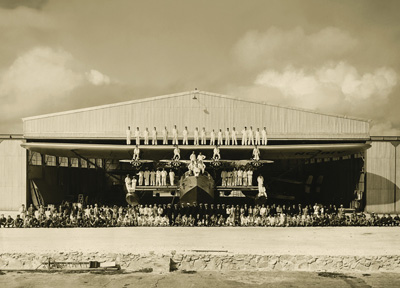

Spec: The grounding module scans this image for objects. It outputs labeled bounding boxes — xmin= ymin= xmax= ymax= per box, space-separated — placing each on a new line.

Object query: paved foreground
xmin=1 ymin=227 xmax=399 ymax=256
xmin=1 ymin=271 xmax=400 ymax=288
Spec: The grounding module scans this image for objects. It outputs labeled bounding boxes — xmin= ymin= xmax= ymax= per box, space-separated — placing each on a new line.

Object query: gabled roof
xmin=22 ymin=90 xmax=370 ymax=122
xmin=22 ymin=90 xmax=370 ymax=140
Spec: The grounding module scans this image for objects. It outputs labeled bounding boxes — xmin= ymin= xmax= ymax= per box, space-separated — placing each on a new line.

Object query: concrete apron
xmin=1 ymin=252 xmax=400 ymax=273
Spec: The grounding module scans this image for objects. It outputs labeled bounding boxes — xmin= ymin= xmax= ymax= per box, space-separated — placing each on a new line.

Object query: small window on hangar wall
xmin=59 ymin=157 xmax=68 ymax=167
xmin=89 ymin=159 xmax=96 ymax=169
xmin=44 ymin=155 xmax=56 ymax=166
xmin=70 ymin=158 xmax=79 ymax=168
xmin=29 ymin=151 xmax=42 ymax=166
xmin=81 ymin=158 xmax=88 ymax=168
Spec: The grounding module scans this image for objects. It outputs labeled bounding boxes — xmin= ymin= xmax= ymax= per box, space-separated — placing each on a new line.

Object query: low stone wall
xmin=1 ymin=252 xmax=400 ymax=273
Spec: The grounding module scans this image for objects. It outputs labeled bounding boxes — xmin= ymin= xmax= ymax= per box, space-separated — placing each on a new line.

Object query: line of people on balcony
xmin=126 ymin=126 xmax=268 ymax=146
xmin=220 ymin=169 xmax=255 ymax=186
xmin=125 ymin=169 xmax=176 ymax=191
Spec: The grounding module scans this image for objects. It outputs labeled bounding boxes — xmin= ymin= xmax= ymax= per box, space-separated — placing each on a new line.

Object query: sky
xmin=0 ymin=0 xmax=399 ymax=135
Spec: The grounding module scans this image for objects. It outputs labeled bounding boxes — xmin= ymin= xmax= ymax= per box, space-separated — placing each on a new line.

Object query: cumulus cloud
xmin=255 ymin=62 xmax=397 ymax=108
xmin=0 ymin=46 xmax=112 ymax=127
xmin=0 ymin=47 xmax=84 ymax=115
xmin=233 ymin=26 xmax=358 ymax=70
xmin=370 ymin=121 xmax=400 ymax=136
xmin=86 ymin=69 xmax=111 ymax=86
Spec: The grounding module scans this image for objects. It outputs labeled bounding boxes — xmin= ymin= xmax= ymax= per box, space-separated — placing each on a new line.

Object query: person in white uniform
xmin=144 ymin=128 xmax=149 ymax=145
xmin=182 ymin=126 xmax=189 ymax=145
xmin=227 ymin=170 xmax=233 ymax=186
xmin=173 ymin=145 xmax=180 ymax=161
xmin=169 ymin=170 xmax=175 ymax=186
xmin=221 ymin=170 xmax=227 ymax=186
xmin=257 ymin=175 xmax=264 ymax=192
xmin=241 ymin=127 xmax=247 ymax=145
xmin=233 ymin=169 xmax=238 ymax=186
xmin=194 ymin=127 xmax=199 ymax=145
xmin=255 ymin=128 xmax=261 ymax=146
xmin=144 ymin=169 xmax=150 ymax=186
xmin=217 ymin=129 xmax=223 ymax=145
xmin=134 ymin=127 xmax=140 ymax=145
xmin=210 ymin=129 xmax=216 ymax=146
xmin=200 ymin=127 xmax=206 ymax=145
xmin=261 ymin=127 xmax=268 ymax=145
xmin=224 ymin=128 xmax=230 ymax=145
xmin=190 ymin=151 xmax=196 ymax=163
xmin=131 ymin=176 xmax=137 ymax=191
xmin=172 ymin=125 xmax=178 ymax=145
xmin=197 ymin=152 xmax=206 ymax=174
xmin=156 ymin=169 xmax=161 ymax=186
xmin=252 ymin=145 xmax=260 ymax=161
xmin=161 ymin=168 xmax=168 ymax=186
xmin=126 ymin=126 xmax=131 ymax=145
xmin=243 ymin=170 xmax=248 ymax=186
xmin=125 ymin=174 xmax=132 ymax=188
xmin=162 ymin=126 xmax=168 ymax=145
xmin=150 ymin=170 xmax=156 ymax=186
xmin=231 ymin=127 xmax=238 ymax=145
xmin=133 ymin=145 xmax=140 ymax=160
xmin=247 ymin=126 xmax=254 ymax=145
xmin=213 ymin=145 xmax=221 ymax=160
xmin=237 ymin=169 xmax=243 ymax=186
xmin=247 ymin=169 xmax=253 ymax=186
xmin=137 ymin=170 xmax=144 ymax=186
xmin=152 ymin=127 xmax=157 ymax=145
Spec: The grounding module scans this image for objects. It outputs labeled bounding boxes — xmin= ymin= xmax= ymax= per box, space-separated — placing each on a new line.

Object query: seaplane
xmin=120 ymin=146 xmax=274 ymax=206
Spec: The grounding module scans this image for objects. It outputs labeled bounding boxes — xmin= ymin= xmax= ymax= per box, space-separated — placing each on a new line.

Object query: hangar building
xmin=0 ymin=90 xmax=399 ymax=213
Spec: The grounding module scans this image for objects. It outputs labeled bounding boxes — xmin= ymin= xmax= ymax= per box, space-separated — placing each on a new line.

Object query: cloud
xmin=370 ymin=121 xmax=400 ymax=136
xmin=0 ymin=5 xmax=53 ymax=29
xmin=86 ymin=69 xmax=111 ymax=86
xmin=233 ymin=26 xmax=358 ymax=70
xmin=0 ymin=47 xmax=84 ymax=115
xmin=0 ymin=46 xmax=113 ymax=127
xmin=255 ymin=62 xmax=397 ymax=107
xmin=0 ymin=0 xmax=48 ymax=10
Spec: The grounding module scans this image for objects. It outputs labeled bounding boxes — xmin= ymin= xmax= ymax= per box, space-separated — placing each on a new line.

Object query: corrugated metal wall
xmin=0 ymin=139 xmax=26 ymax=210
xmin=366 ymin=141 xmax=400 ymax=213
xmin=23 ymin=91 xmax=369 ymax=139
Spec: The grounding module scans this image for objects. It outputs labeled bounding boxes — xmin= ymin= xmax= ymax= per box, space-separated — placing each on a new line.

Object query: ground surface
xmin=1 ymin=227 xmax=400 ymax=256
xmin=1 ymin=271 xmax=400 ymax=288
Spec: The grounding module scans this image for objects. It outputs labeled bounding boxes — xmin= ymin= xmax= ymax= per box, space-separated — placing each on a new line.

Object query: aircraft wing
xmin=21 ymin=142 xmax=370 ymax=161
xmin=216 ymin=159 xmax=274 ymax=165
xmin=159 ymin=159 xmax=191 ymax=164
xmin=119 ymin=159 xmax=155 ymax=163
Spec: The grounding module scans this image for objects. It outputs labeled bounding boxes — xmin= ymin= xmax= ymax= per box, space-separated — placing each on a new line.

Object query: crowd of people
xmin=126 ymin=125 xmax=268 ymax=146
xmin=1 ymin=202 xmax=399 ymax=228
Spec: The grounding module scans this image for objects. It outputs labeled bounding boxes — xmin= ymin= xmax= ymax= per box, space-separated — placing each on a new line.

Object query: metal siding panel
xmin=366 ymin=142 xmax=396 ymax=213
xmin=0 ymin=140 xmax=26 ymax=210
xmin=396 ymin=144 xmax=400 ymax=213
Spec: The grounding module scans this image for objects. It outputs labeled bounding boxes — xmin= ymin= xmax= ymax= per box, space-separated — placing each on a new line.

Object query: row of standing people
xmin=220 ymin=169 xmax=256 ymax=186
xmin=125 ymin=169 xmax=176 ymax=189
xmin=126 ymin=126 xmax=268 ymax=146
